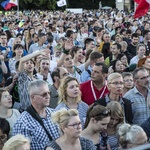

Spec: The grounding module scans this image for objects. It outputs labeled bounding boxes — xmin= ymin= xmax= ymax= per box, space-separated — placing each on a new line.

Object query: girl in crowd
xmin=118 ymin=123 xmax=148 ymax=149
xmin=25 ymin=27 xmax=35 ymax=51
xmin=81 ymin=104 xmax=111 ymax=150
xmin=137 ymin=56 xmax=150 ymax=74
xmin=2 ymin=134 xmax=30 ymax=150
xmin=9 ymin=44 xmax=24 ymax=76
xmin=106 ymin=101 xmax=124 ymax=150
xmin=0 ymin=118 xmax=10 ymax=150
xmin=130 ymin=43 xmax=146 ymax=65
xmin=0 ymin=88 xmax=20 ymax=136
xmin=96 ymin=73 xmax=133 ymax=124
xmin=17 ymin=49 xmax=49 ymax=112
xmin=77 ymin=25 xmax=88 ymax=48
xmin=36 ymin=57 xmax=53 ymax=85
xmin=116 ymin=53 xmax=129 ymax=69
xmin=55 ymin=76 xmax=89 ymax=128
xmin=111 ymin=59 xmax=124 ymax=74
xmin=70 ymin=46 xmax=85 ymax=66
xmin=122 ymin=72 xmax=134 ymax=96
xmin=45 ymin=109 xmax=96 ymax=150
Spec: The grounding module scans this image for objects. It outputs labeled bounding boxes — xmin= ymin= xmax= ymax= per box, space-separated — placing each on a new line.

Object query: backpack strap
xmin=26 ymin=105 xmax=53 ymax=141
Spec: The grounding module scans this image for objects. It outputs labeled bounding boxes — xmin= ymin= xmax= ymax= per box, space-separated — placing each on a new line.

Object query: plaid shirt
xmin=12 ymin=107 xmax=60 ymax=150
xmin=123 ymin=87 xmax=150 ymax=125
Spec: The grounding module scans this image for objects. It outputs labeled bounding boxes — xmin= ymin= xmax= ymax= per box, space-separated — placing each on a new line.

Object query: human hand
xmin=0 ymin=55 xmax=4 ymax=61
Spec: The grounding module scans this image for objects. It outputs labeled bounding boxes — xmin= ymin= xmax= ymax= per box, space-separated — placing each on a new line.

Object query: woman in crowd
xmin=25 ymin=27 xmax=35 ymax=51
xmin=0 ymin=88 xmax=20 ymax=136
xmin=106 ymin=101 xmax=124 ymax=150
xmin=17 ymin=49 xmax=48 ymax=112
xmin=0 ymin=118 xmax=10 ymax=150
xmin=70 ymin=46 xmax=85 ymax=66
xmin=55 ymin=76 xmax=89 ymax=128
xmin=111 ymin=59 xmax=124 ymax=74
xmin=45 ymin=109 xmax=96 ymax=150
xmin=130 ymin=43 xmax=146 ymax=65
xmin=116 ymin=53 xmax=129 ymax=69
xmin=137 ymin=56 xmax=150 ymax=74
xmin=36 ymin=57 xmax=53 ymax=85
xmin=122 ymin=72 xmax=134 ymax=96
xmin=2 ymin=134 xmax=30 ymax=150
xmin=77 ymin=25 xmax=88 ymax=48
xmin=118 ymin=123 xmax=148 ymax=149
xmin=81 ymin=104 xmax=111 ymax=150
xmin=9 ymin=44 xmax=24 ymax=76
xmin=96 ymin=73 xmax=133 ymax=124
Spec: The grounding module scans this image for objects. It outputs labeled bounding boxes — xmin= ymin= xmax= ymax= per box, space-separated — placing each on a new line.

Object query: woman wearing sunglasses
xmin=55 ymin=76 xmax=89 ymax=128
xmin=81 ymin=104 xmax=111 ymax=150
xmin=45 ymin=109 xmax=96 ymax=150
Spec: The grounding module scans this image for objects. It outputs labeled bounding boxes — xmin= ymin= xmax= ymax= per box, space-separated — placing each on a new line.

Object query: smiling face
xmin=39 ymin=59 xmax=50 ymax=73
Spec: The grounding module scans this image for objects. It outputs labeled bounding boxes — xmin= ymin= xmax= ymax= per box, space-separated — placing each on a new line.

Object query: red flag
xmin=134 ymin=0 xmax=150 ymax=19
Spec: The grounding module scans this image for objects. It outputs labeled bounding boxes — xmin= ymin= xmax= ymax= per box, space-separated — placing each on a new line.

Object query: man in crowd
xmin=13 ymin=80 xmax=60 ymax=150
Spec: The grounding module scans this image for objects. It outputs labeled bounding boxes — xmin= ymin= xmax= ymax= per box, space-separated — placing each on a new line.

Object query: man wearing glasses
xmin=123 ymin=67 xmax=150 ymax=125
xmin=12 ymin=80 xmax=60 ymax=150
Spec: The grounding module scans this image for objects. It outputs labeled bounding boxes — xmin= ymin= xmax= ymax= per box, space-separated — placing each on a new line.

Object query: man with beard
xmin=123 ymin=67 xmax=150 ymax=125
xmin=127 ymin=33 xmax=139 ymax=58
xmin=80 ymin=62 xmax=109 ymax=105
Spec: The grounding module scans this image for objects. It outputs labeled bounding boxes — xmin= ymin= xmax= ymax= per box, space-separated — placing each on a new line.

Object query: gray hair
xmin=28 ymin=80 xmax=48 ymax=95
xmin=118 ymin=123 xmax=146 ymax=148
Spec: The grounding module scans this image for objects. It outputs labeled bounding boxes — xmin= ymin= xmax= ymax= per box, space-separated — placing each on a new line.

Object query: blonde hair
xmin=107 ymin=72 xmax=123 ymax=84
xmin=58 ymin=76 xmax=81 ymax=104
xmin=52 ymin=109 xmax=78 ymax=128
xmin=107 ymin=101 xmax=124 ymax=124
xmin=2 ymin=134 xmax=30 ymax=150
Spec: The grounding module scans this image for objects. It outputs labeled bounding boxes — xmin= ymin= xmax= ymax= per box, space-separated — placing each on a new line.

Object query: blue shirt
xmin=80 ymin=66 xmax=92 ymax=83
xmin=123 ymin=86 xmax=150 ymax=125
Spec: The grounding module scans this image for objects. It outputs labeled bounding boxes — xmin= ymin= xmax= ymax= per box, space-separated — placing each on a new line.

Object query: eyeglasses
xmin=68 ymin=122 xmax=81 ymax=129
xmin=34 ymin=92 xmax=51 ymax=98
xmin=124 ymin=79 xmax=134 ymax=82
xmin=2 ymin=95 xmax=12 ymax=99
xmin=109 ymin=82 xmax=124 ymax=85
xmin=136 ymin=75 xmax=150 ymax=80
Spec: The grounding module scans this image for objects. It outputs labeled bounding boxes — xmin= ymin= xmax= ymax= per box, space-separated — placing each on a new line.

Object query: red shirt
xmin=80 ymin=80 xmax=109 ymax=105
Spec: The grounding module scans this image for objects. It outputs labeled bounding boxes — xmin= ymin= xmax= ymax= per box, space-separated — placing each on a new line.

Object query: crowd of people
xmin=0 ymin=8 xmax=150 ymax=149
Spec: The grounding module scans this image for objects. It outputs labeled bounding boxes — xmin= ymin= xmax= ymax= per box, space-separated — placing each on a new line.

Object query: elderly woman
xmin=2 ymin=134 xmax=30 ymax=150
xmin=96 ymin=72 xmax=133 ymax=124
xmin=45 ymin=109 xmax=96 ymax=150
xmin=118 ymin=123 xmax=148 ymax=149
xmin=55 ymin=76 xmax=89 ymax=128
xmin=81 ymin=104 xmax=111 ymax=150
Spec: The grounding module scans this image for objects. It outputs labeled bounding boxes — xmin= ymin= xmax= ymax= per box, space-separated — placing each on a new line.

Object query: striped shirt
xmin=55 ymin=101 xmax=89 ymax=128
xmin=123 ymin=86 xmax=150 ymax=125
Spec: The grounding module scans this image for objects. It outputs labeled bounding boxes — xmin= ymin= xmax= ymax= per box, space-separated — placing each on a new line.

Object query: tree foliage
xmin=0 ymin=0 xmax=115 ymax=10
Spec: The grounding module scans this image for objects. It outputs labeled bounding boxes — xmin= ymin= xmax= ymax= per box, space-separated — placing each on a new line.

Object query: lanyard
xmin=90 ymin=81 xmax=106 ymax=101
